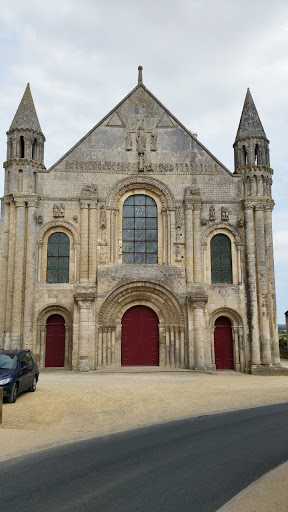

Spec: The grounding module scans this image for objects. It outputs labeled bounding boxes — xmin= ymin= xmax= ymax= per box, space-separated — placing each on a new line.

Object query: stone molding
xmin=106 ymin=176 xmax=175 ymax=209
xmin=37 ymin=220 xmax=80 ymax=244
xmin=201 ymin=223 xmax=243 ymax=247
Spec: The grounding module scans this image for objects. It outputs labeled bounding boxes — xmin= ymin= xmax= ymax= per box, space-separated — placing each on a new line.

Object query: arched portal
xmin=45 ymin=314 xmax=65 ymax=367
xmin=121 ymin=306 xmax=159 ymax=366
xmin=214 ymin=316 xmax=234 ymax=370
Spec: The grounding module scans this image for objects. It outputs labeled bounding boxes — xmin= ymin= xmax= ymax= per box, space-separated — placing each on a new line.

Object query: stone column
xmin=244 ymin=202 xmax=260 ymax=365
xmin=5 ymin=200 xmax=16 ymax=348
xmin=0 ymin=200 xmax=10 ymax=339
xmin=97 ymin=327 xmax=103 ymax=367
xmin=165 ymin=327 xmax=170 ymax=366
xmin=193 ymin=203 xmax=202 ymax=283
xmin=11 ymin=197 xmax=26 ymax=349
xmin=255 ymin=203 xmax=271 ymax=365
xmin=80 ymin=200 xmax=89 ymax=284
xmin=210 ymin=327 xmax=216 ymax=371
xmin=265 ymin=201 xmax=280 ymax=365
xmin=75 ymin=295 xmax=95 ymax=371
xmin=162 ymin=208 xmax=167 ymax=264
xmin=89 ymin=201 xmax=97 ymax=285
xmin=23 ymin=197 xmax=38 ymax=350
xmin=184 ymin=202 xmax=193 ymax=283
xmin=191 ymin=298 xmax=207 ymax=370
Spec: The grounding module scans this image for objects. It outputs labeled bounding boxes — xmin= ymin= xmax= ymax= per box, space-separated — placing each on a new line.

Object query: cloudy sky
xmin=0 ymin=0 xmax=287 ymax=321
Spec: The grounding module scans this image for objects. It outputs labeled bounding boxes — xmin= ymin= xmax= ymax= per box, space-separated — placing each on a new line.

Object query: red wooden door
xmin=214 ymin=316 xmax=234 ymax=370
xmin=121 ymin=306 xmax=159 ymax=366
xmin=45 ymin=314 xmax=65 ymax=367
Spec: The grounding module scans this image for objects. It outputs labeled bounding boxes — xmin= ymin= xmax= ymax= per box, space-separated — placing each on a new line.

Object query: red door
xmin=121 ymin=306 xmax=159 ymax=366
xmin=45 ymin=314 xmax=65 ymax=367
xmin=214 ymin=316 xmax=234 ymax=370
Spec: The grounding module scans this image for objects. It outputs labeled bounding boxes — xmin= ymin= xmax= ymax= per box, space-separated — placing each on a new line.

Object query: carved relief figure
xmin=136 ymin=121 xmax=146 ymax=152
xmin=150 ymin=130 xmax=157 ymax=151
xmin=100 ymin=205 xmax=107 ymax=242
xmin=176 ymin=245 xmax=181 ymax=261
xmin=126 ymin=132 xmax=132 ymax=151
xmin=82 ymin=184 xmax=98 ymax=197
xmin=209 ymin=205 xmax=216 ymax=221
xmin=53 ymin=203 xmax=65 ymax=218
xmin=221 ymin=206 xmax=229 ymax=221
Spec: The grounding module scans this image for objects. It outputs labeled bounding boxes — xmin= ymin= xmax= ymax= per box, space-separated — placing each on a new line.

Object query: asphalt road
xmin=1 ymin=402 xmax=288 ymax=512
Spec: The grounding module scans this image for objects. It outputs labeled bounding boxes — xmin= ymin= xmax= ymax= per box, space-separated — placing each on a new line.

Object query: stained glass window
xmin=47 ymin=232 xmax=69 ymax=283
xmin=122 ymin=195 xmax=158 ymax=263
xmin=211 ymin=234 xmax=232 ymax=283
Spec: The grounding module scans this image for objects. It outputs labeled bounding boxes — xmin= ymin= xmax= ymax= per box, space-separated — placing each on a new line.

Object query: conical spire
xmin=235 ymin=88 xmax=266 ymax=141
xmin=9 ymin=83 xmax=42 ymax=132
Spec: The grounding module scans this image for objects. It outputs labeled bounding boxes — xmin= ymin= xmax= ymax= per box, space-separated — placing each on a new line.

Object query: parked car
xmin=0 ymin=350 xmax=39 ymax=403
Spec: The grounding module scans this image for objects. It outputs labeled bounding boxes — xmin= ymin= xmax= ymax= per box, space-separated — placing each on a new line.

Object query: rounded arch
xmin=201 ymin=223 xmax=243 ymax=248
xmin=37 ymin=305 xmax=73 ymax=369
xmin=209 ymin=307 xmax=243 ymax=330
xmin=203 ymin=226 xmax=243 ymax=285
xmin=99 ymin=280 xmax=184 ymax=327
xmin=38 ymin=220 xmax=80 ymax=245
xmin=106 ymin=176 xmax=175 ymax=209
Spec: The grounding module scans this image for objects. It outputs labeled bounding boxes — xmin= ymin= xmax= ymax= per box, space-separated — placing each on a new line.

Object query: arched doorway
xmin=214 ymin=316 xmax=234 ymax=370
xmin=45 ymin=314 xmax=65 ymax=367
xmin=121 ymin=306 xmax=159 ymax=366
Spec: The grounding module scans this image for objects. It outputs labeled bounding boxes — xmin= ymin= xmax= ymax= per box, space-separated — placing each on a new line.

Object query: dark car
xmin=0 ymin=350 xmax=39 ymax=403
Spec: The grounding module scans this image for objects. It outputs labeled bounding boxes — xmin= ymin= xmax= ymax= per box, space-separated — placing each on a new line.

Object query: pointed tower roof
xmin=9 ymin=83 xmax=42 ymax=132
xmin=235 ymin=88 xmax=266 ymax=141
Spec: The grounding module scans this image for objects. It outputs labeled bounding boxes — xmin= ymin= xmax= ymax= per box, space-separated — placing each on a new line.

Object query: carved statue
xmin=53 ymin=203 xmax=65 ymax=218
xmin=100 ymin=205 xmax=107 ymax=229
xmin=150 ymin=130 xmax=157 ymax=151
xmin=209 ymin=205 xmax=216 ymax=221
xmin=221 ymin=206 xmax=229 ymax=221
xmin=136 ymin=121 xmax=146 ymax=152
xmin=126 ymin=132 xmax=132 ymax=151
xmin=175 ymin=207 xmax=182 ymax=228
xmin=176 ymin=245 xmax=181 ymax=262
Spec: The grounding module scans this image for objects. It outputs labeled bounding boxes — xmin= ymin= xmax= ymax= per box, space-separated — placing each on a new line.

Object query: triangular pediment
xmin=49 ymin=83 xmax=232 ymax=176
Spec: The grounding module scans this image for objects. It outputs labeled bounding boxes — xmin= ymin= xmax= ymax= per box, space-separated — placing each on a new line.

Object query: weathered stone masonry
xmin=0 ymin=70 xmax=286 ymax=375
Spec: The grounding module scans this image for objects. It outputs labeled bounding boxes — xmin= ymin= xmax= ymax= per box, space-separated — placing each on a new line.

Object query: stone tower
xmin=234 ymin=89 xmax=279 ymax=372
xmin=1 ymin=84 xmax=45 ymax=350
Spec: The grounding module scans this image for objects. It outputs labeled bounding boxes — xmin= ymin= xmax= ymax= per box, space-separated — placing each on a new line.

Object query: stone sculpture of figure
xmin=221 ymin=206 xmax=229 ymax=221
xmin=209 ymin=205 xmax=216 ymax=221
xmin=126 ymin=132 xmax=132 ymax=151
xmin=150 ymin=130 xmax=157 ymax=151
xmin=136 ymin=121 xmax=146 ymax=152
xmin=100 ymin=205 xmax=107 ymax=229
xmin=82 ymin=184 xmax=97 ymax=197
xmin=176 ymin=245 xmax=181 ymax=261
xmin=53 ymin=203 xmax=65 ymax=218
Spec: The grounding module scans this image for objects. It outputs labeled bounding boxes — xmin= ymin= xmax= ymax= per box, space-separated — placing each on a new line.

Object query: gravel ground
xmin=1 ymin=365 xmax=288 ymax=510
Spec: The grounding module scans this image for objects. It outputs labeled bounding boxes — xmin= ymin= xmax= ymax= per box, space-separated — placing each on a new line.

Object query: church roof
xmin=235 ymin=88 xmax=266 ymax=141
xmin=9 ymin=83 xmax=42 ymax=132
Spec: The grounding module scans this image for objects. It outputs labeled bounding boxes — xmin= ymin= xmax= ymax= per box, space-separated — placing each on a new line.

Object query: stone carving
xmin=138 ymin=152 xmax=145 ymax=172
xmin=73 ymin=215 xmax=78 ymax=222
xmin=221 ymin=207 xmax=229 ymax=221
xmin=53 ymin=203 xmax=65 ymax=218
xmin=176 ymin=245 xmax=181 ymax=262
xmin=37 ymin=214 xmax=43 ymax=224
xmin=209 ymin=205 xmax=216 ymax=221
xmin=81 ymin=184 xmax=98 ymax=197
xmin=201 ymin=219 xmax=208 ymax=226
xmin=126 ymin=132 xmax=132 ymax=151
xmin=175 ymin=207 xmax=183 ymax=228
xmin=136 ymin=120 xmax=146 ymax=153
xmin=238 ymin=219 xmax=244 ymax=227
xmin=100 ymin=205 xmax=107 ymax=229
xmin=185 ymin=186 xmax=201 ymax=198
xmin=150 ymin=131 xmax=157 ymax=151
xmin=100 ymin=244 xmax=107 ymax=264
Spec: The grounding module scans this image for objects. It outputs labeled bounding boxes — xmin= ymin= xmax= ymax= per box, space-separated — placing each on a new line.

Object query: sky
xmin=0 ymin=0 xmax=287 ymax=322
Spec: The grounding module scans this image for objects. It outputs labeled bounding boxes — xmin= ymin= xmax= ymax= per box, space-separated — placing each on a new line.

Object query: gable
xmin=49 ymin=85 xmax=231 ymax=177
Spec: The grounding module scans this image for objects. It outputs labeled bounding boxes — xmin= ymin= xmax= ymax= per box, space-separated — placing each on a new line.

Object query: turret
xmin=4 ymin=83 xmax=45 ymax=195
xmin=233 ymin=89 xmax=272 ymax=198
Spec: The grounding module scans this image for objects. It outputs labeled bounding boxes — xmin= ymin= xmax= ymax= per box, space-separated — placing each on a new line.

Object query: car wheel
xmin=7 ymin=383 xmax=18 ymax=403
xmin=29 ymin=377 xmax=37 ymax=392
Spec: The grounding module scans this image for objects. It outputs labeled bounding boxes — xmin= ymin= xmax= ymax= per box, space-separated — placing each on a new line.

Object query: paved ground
xmin=1 ymin=362 xmax=288 ymax=509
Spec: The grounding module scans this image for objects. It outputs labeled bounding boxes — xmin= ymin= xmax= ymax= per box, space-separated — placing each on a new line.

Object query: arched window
xmin=211 ymin=234 xmax=232 ymax=283
xmin=47 ymin=232 xmax=70 ymax=283
xmin=20 ymin=136 xmax=25 ymax=158
xmin=122 ymin=194 xmax=158 ymax=263
xmin=32 ymin=138 xmax=37 ymax=160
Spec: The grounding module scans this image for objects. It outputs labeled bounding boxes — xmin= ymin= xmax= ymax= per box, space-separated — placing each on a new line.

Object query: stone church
xmin=0 ymin=66 xmax=284 ymax=374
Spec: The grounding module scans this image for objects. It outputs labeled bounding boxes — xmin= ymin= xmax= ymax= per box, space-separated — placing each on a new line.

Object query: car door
xmin=23 ymin=352 xmax=35 ymax=390
xmin=18 ymin=353 xmax=30 ymax=392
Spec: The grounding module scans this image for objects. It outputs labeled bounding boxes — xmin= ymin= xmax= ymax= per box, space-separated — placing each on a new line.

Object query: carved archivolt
xmin=106 ymin=176 xmax=175 ymax=209
xmin=37 ymin=304 xmax=73 ymax=328
xmin=38 ymin=220 xmax=80 ymax=245
xmin=201 ymin=222 xmax=243 ymax=247
xmin=98 ymin=281 xmax=184 ymax=326
xmin=209 ymin=307 xmax=243 ymax=330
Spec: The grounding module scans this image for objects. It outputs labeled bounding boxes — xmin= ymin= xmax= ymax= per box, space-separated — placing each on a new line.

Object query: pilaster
xmin=11 ymin=196 xmax=26 ymax=348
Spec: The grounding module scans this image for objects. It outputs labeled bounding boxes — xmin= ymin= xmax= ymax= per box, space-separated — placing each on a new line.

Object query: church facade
xmin=0 ymin=67 xmax=284 ymax=374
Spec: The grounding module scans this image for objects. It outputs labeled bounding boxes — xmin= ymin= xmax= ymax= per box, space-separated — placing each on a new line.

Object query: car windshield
xmin=0 ymin=354 xmax=18 ymax=369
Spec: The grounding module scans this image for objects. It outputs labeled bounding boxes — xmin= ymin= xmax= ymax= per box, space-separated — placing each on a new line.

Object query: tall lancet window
xmin=47 ymin=232 xmax=70 ymax=283
xmin=211 ymin=234 xmax=232 ymax=283
xmin=122 ymin=194 xmax=158 ymax=263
